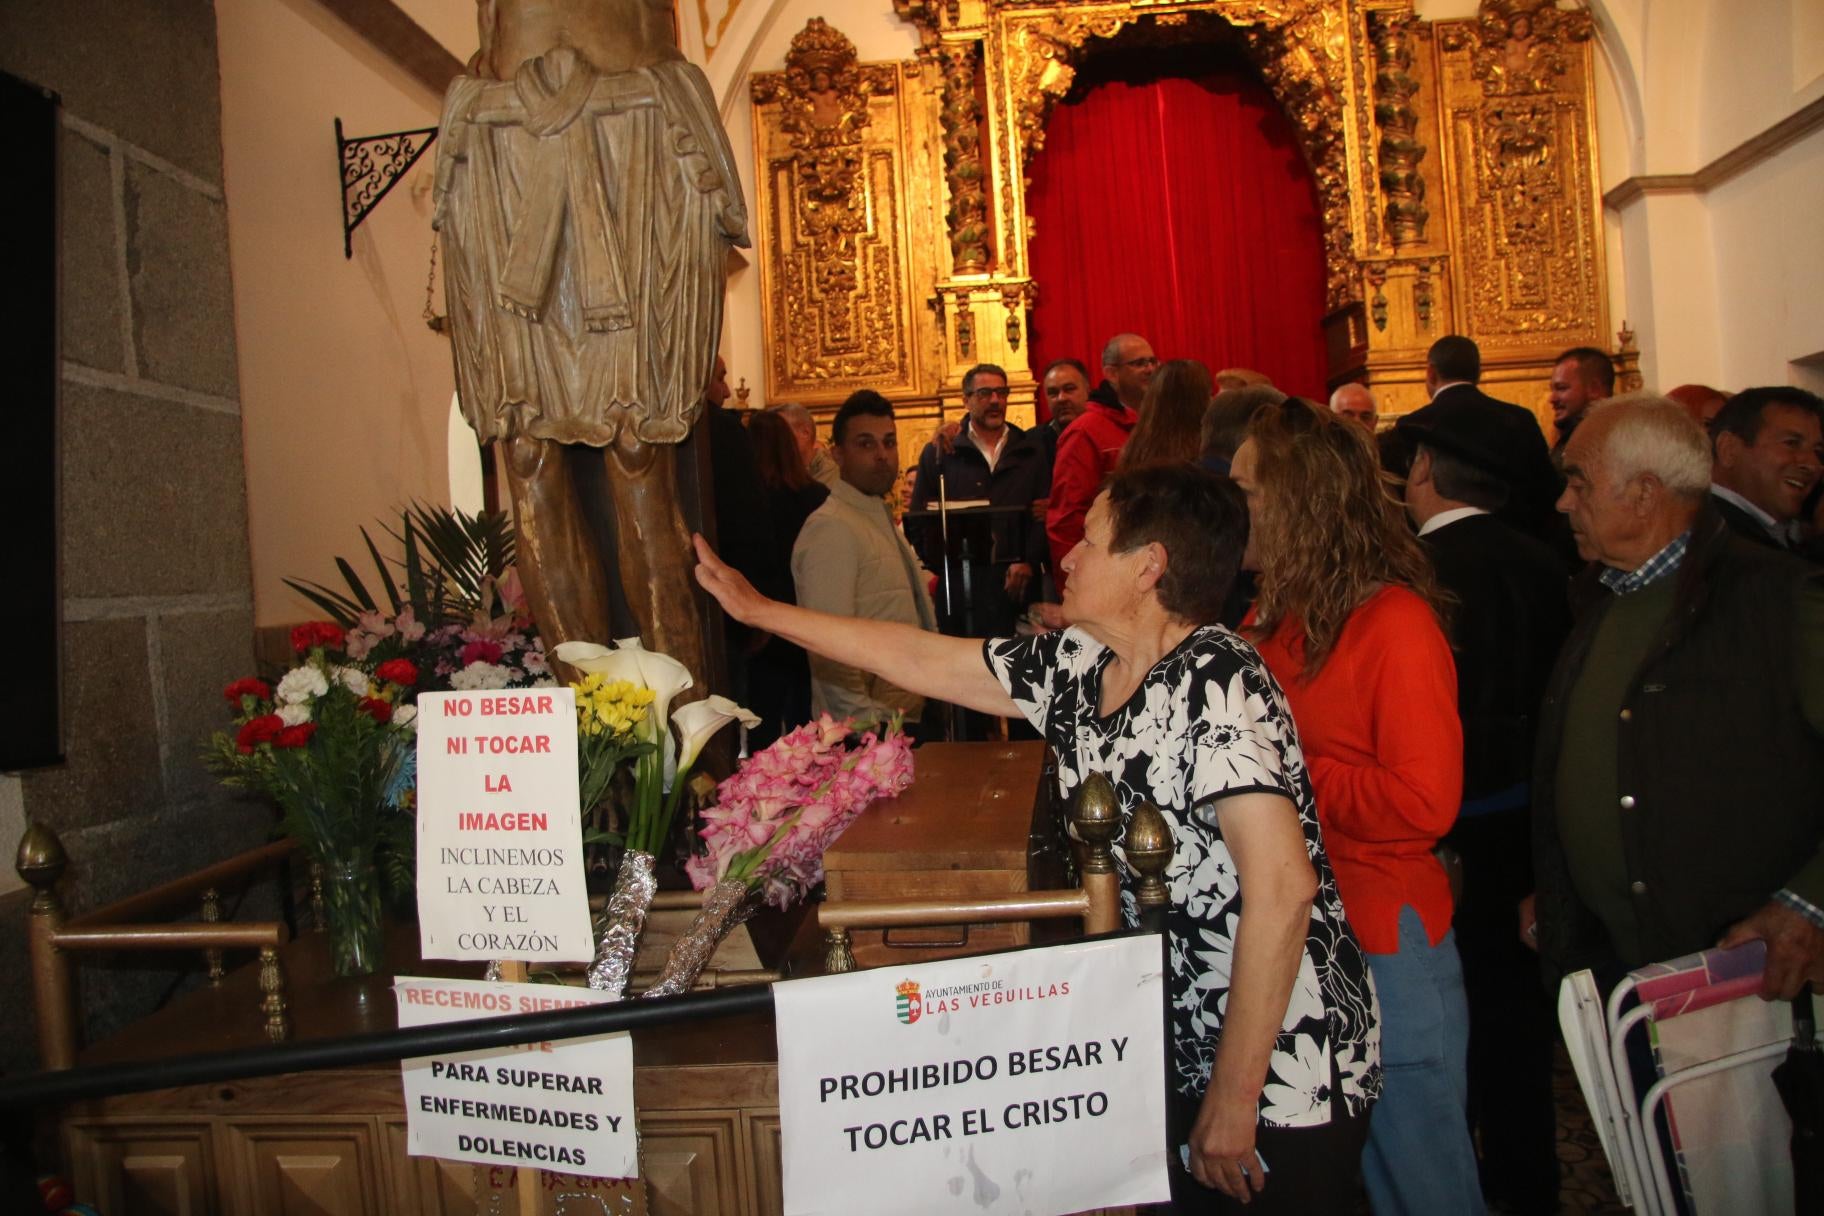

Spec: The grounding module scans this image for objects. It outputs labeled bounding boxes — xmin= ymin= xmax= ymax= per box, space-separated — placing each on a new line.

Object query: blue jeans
xmin=1362 ymin=905 xmax=1484 ymax=1216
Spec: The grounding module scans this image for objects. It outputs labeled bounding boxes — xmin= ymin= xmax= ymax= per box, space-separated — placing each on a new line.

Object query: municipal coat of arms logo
xmin=895 ymin=979 xmax=921 ymax=1025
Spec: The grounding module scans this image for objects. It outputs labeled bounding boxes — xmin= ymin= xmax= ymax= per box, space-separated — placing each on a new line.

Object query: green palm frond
xmin=399 ymin=503 xmax=517 ymax=607
xmin=285 ymin=502 xmax=518 ymax=627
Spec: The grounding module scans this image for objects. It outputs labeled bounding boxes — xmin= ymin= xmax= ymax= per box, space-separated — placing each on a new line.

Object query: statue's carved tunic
xmin=432 ymin=1 xmax=749 ymax=679
xmin=436 ymin=51 xmax=748 ymax=445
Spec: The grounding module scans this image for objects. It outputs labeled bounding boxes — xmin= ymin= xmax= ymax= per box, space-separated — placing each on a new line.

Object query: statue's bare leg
xmin=503 ymin=434 xmax=612 ymax=650
xmin=602 ymin=429 xmax=707 ymax=690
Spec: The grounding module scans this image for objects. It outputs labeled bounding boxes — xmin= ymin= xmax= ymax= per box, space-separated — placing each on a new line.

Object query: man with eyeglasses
xmin=908 ymin=363 xmax=1051 ymax=649
xmin=1046 ymin=332 xmax=1157 ymax=586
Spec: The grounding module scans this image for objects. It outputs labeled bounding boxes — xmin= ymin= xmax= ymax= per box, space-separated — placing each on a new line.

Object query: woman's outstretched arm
xmin=692 ymin=534 xmax=1019 ymax=717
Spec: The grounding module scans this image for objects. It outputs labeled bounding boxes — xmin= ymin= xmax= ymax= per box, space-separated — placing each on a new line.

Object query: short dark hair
xmin=832 ymin=390 xmax=895 ymax=444
xmin=1554 ymin=346 xmax=1616 ymax=394
xmin=1200 ymin=384 xmax=1287 ymax=463
xmin=1421 ymin=444 xmax=1510 ymax=512
xmin=961 ymin=363 xmax=1008 ymax=395
xmin=1103 ymin=463 xmax=1248 ymax=624
xmin=1709 ymin=385 xmax=1824 ymax=447
xmin=1427 ymin=335 xmax=1481 ymax=385
xmin=1041 ymin=357 xmax=1090 ymax=384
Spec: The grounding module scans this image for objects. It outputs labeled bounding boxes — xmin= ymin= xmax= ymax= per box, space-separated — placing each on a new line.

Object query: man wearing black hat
xmin=1398 ymin=398 xmax=1572 ymax=1216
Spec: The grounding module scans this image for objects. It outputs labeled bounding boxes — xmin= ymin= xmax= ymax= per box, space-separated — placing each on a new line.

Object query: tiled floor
xmin=1551 ymin=1047 xmax=1630 ymax=1215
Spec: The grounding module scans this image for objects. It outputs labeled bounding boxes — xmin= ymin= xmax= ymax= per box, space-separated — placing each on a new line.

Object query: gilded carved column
xmin=750 ymin=19 xmax=916 ymax=400
xmin=1436 ymin=0 xmax=1602 ymax=347
xmin=1370 ymin=9 xmax=1428 ymax=247
xmin=937 ymin=40 xmax=991 ymax=274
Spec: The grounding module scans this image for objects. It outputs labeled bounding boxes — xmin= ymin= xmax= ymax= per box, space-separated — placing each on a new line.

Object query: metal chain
xmin=423 ymin=236 xmax=447 ymax=333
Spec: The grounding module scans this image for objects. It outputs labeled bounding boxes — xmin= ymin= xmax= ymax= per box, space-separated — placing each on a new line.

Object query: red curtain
xmin=1025 ymin=68 xmax=1329 ymax=416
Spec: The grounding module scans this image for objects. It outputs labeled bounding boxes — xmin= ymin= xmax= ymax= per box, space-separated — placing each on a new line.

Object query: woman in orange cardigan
xmin=1231 ymin=398 xmax=1481 ymax=1215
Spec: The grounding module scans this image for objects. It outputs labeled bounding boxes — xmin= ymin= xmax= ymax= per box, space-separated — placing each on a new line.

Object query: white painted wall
xmin=217 ymin=0 xmax=458 ymax=626
xmin=1591 ymin=0 xmax=1824 ymax=391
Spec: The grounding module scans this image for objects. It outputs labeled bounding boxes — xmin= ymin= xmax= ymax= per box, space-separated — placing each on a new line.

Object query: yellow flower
xmin=570 ymin=675 xmax=651 ymax=741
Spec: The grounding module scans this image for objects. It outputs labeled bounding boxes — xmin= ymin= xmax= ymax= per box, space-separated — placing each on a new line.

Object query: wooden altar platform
xmin=62 ymin=922 xmax=783 ymax=1215
xmin=51 ymin=742 xmax=1072 ymax=1216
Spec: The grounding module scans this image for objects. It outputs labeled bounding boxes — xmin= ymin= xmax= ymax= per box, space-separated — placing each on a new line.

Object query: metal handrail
xmin=0 ymin=982 xmax=775 ymax=1111
xmin=66 ymin=838 xmax=297 ymax=928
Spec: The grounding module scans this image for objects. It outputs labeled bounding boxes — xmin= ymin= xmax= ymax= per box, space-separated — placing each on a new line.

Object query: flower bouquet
xmin=553 ymin=640 xmax=757 ymax=998
xmin=208 ymin=622 xmax=421 ymax=976
xmin=642 ymin=714 xmax=914 ymax=997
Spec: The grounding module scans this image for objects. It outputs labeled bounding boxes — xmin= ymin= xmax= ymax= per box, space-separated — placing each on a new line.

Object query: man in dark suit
xmin=1706 ymin=385 xmax=1824 ymax=551
xmin=1398 ymin=396 xmax=1572 ymax=1216
xmin=1425 ymin=335 xmax=1577 ymax=568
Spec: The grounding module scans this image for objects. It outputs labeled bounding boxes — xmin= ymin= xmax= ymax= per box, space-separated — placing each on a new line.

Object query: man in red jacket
xmin=1046 ymin=332 xmax=1156 ymax=585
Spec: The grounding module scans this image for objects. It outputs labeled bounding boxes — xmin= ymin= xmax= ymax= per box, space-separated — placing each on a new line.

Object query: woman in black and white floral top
xmin=693 ymin=463 xmax=1378 ymax=1213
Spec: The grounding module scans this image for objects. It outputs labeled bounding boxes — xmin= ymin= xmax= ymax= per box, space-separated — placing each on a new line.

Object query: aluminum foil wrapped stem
xmin=641 ymin=880 xmax=758 ymax=998
xmin=587 ymin=848 xmax=658 ymax=996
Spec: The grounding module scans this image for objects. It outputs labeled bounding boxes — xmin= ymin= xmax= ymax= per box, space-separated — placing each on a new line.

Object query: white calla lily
xmin=551 ymin=640 xmax=614 ymax=668
xmin=671 ymin=696 xmax=761 ymax=774
xmin=553 ymin=639 xmax=694 ymax=726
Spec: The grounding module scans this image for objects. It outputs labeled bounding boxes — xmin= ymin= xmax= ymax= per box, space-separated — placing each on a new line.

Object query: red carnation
xmin=375 ymin=658 xmax=418 ymax=687
xmin=357 ymin=696 xmax=393 ymax=724
xmin=235 ymin=714 xmax=284 ymax=754
xmin=289 ymin=621 xmax=346 ymax=654
xmin=223 ymin=677 xmax=272 ymax=704
xmin=460 ymin=639 xmax=504 ymax=666
xmin=273 ymin=722 xmax=318 ymax=749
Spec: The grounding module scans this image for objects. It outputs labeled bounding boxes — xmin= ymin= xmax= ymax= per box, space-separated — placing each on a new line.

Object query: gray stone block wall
xmin=0 ymin=0 xmax=272 ymax=1076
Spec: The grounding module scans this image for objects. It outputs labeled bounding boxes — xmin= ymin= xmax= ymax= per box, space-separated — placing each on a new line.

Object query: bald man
xmin=1330 ymin=383 xmax=1378 ymax=430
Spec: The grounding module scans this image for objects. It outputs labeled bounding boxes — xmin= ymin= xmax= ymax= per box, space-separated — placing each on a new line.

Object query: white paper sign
xmin=395 ymin=976 xmax=637 ymax=1178
xmin=773 ymin=935 xmax=1170 ymax=1216
xmin=415 ymin=688 xmax=593 ymax=961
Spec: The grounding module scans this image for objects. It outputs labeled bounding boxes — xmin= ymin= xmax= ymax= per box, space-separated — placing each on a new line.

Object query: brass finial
xmin=260 ymin=947 xmax=290 ymax=1042
xmin=16 ymin=822 xmax=68 ymax=909
xmin=1125 ymin=801 xmax=1175 ymax=913
xmin=1068 ymin=773 xmax=1121 ymax=875
xmin=202 ymin=888 xmax=225 ymax=984
xmin=823 ymin=927 xmax=855 ymax=974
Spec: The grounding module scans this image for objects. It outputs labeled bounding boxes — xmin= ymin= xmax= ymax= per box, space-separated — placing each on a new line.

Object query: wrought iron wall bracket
xmin=336 ymin=117 xmax=437 ymax=258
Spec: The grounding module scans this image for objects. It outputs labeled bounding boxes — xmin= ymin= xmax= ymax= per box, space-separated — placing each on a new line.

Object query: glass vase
xmin=321 ymin=856 xmax=385 ymax=978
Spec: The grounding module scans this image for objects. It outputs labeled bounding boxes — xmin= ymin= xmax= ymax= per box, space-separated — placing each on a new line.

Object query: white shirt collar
xmin=1709 ymin=484 xmax=1787 ymax=543
xmin=1416 ymin=505 xmax=1490 ymax=537
xmin=968 ymin=420 xmax=1008 ymax=471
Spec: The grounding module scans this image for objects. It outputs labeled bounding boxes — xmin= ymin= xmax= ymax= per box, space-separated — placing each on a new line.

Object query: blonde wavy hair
xmin=1243 ymin=397 xmax=1449 ymax=676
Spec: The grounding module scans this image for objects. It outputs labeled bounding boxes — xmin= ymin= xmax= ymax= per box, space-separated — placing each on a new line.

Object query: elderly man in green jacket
xmin=1528 ymin=394 xmax=1824 ymax=1001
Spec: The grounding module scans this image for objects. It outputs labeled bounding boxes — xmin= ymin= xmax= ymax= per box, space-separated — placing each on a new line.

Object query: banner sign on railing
xmin=773 ymin=935 xmax=1170 ymax=1216
xmin=395 ymin=977 xmax=637 ymax=1178
xmin=415 ymin=689 xmax=593 ymax=961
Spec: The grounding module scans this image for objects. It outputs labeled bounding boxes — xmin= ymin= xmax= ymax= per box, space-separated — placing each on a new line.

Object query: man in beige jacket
xmin=791 ymin=391 xmax=938 ymax=729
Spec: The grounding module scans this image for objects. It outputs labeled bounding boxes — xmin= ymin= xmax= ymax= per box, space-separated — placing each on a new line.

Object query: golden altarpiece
xmin=749 ymin=0 xmax=1637 ymax=444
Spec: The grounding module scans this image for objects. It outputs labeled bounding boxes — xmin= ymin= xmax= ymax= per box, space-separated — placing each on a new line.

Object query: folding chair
xmin=1562 ymin=941 xmax=1817 ymax=1215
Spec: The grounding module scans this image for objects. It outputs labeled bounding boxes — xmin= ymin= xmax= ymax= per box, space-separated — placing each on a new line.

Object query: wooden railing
xmin=15 ymin=824 xmax=299 ymax=1070
xmin=817 ymin=773 xmax=1174 ymax=972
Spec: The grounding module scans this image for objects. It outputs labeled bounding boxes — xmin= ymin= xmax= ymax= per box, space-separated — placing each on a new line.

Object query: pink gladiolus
xmin=684 ymin=853 xmax=720 ymax=889
xmin=685 ymin=715 xmax=915 ymax=902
